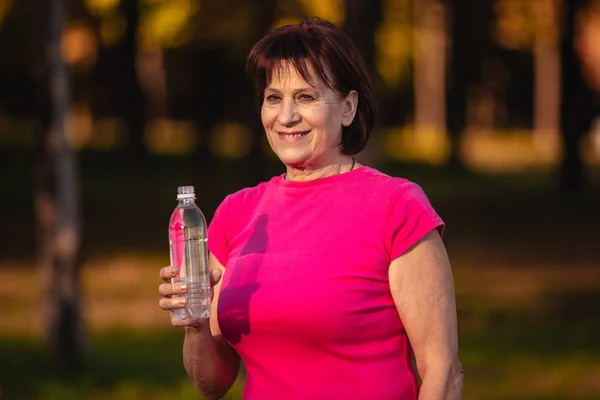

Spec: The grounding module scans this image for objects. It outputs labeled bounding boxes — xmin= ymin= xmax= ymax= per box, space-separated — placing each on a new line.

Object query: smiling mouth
xmin=278 ymin=131 xmax=310 ymax=139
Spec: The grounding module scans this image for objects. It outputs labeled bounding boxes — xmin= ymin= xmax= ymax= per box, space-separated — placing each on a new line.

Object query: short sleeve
xmin=384 ymin=181 xmax=445 ymax=261
xmin=208 ymin=195 xmax=233 ymax=267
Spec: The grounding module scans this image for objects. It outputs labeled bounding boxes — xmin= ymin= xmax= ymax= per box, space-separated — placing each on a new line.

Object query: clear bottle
xmin=169 ymin=186 xmax=211 ymax=319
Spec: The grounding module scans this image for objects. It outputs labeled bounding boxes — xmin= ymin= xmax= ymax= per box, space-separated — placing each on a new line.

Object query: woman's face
xmin=261 ymin=62 xmax=357 ymax=169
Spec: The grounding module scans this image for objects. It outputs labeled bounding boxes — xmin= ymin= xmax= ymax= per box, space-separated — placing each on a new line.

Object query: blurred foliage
xmin=1 ymin=0 xmax=600 ymax=397
xmin=494 ymin=0 xmax=537 ymax=50
xmin=85 ymin=0 xmax=200 ymax=48
xmin=385 ymin=124 xmax=451 ymax=166
xmin=63 ymin=22 xmax=98 ymax=68
xmin=0 ymin=153 xmax=599 ymax=399
xmin=85 ymin=0 xmax=121 ymax=17
xmin=494 ymin=0 xmax=561 ymax=51
xmin=376 ymin=0 xmax=412 ymax=87
xmin=145 ymin=118 xmax=198 ymax=154
xmin=139 ymin=0 xmax=199 ymax=49
xmin=82 ymin=0 xmax=413 ymax=83
xmin=99 ymin=12 xmax=127 ymax=46
xmin=0 ymin=0 xmax=13 ymax=28
xmin=577 ymin=0 xmax=600 ymax=90
xmin=299 ymin=0 xmax=343 ymax=25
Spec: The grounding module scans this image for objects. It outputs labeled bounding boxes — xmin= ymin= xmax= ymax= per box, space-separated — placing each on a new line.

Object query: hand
xmin=158 ymin=266 xmax=223 ymax=327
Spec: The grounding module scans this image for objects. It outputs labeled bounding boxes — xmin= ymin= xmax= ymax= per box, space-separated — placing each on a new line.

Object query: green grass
xmin=1 ymin=314 xmax=599 ymax=399
xmin=0 ymin=330 xmax=246 ymax=400
xmin=1 ymin=149 xmax=599 ymax=399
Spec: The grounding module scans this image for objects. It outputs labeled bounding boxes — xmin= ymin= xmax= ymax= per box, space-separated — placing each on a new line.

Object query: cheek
xmin=318 ymin=110 xmax=343 ymax=141
xmin=260 ymin=106 xmax=273 ymax=128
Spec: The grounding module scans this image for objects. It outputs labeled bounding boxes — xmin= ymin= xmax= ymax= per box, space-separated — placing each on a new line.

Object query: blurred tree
xmin=343 ymin=0 xmax=384 ymax=166
xmin=446 ymin=0 xmax=498 ymax=169
xmin=299 ymin=0 xmax=344 ymax=25
xmin=0 ymin=0 xmax=38 ymax=118
xmin=445 ymin=0 xmax=469 ymax=169
xmin=560 ymin=0 xmax=599 ymax=190
xmin=344 ymin=0 xmax=381 ymax=75
xmin=162 ymin=0 xmax=277 ymax=187
xmin=576 ymin=0 xmax=600 ymax=92
xmin=413 ymin=0 xmax=447 ymax=164
xmin=446 ymin=0 xmax=476 ymax=169
xmin=239 ymin=0 xmax=278 ymax=185
xmin=86 ymin=0 xmax=147 ymax=161
xmin=532 ymin=0 xmax=561 ymax=148
xmin=576 ymin=1 xmax=600 ymax=92
xmin=494 ymin=0 xmax=561 ymax=165
xmin=119 ymin=0 xmax=147 ymax=167
xmin=34 ymin=0 xmax=85 ymax=365
xmin=374 ymin=0 xmax=411 ymax=90
xmin=0 ymin=0 xmax=14 ymax=28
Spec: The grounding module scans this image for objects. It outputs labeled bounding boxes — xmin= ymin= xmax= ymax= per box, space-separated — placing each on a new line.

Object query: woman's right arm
xmin=159 ymin=253 xmax=241 ymax=399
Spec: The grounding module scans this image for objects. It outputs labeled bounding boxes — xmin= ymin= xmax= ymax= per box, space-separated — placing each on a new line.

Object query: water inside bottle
xmin=169 ymin=203 xmax=210 ymax=319
xmin=172 ymin=276 xmax=211 ymax=319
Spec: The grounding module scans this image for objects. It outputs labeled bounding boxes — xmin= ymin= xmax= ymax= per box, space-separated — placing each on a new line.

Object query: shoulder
xmin=216 ymin=175 xmax=280 ymax=215
xmin=356 ymin=167 xmax=437 ymax=213
xmin=354 ymin=166 xmax=415 ymax=195
xmin=209 ymin=175 xmax=279 ymax=237
xmin=227 ymin=176 xmax=278 ymax=202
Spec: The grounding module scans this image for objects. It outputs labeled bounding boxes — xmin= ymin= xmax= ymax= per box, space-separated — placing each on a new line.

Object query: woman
xmin=159 ymin=18 xmax=463 ymax=400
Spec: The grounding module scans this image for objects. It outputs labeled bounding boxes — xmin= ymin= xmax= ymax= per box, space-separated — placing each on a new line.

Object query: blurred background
xmin=0 ymin=0 xmax=599 ymax=399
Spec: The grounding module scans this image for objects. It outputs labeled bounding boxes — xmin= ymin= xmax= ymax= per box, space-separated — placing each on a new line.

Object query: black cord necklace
xmin=284 ymin=158 xmax=356 ymax=181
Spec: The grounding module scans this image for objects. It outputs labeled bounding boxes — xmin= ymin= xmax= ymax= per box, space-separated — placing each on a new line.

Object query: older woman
xmin=159 ymin=18 xmax=462 ymax=400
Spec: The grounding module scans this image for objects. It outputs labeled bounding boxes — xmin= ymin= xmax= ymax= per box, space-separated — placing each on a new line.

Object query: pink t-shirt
xmin=208 ymin=166 xmax=444 ymax=400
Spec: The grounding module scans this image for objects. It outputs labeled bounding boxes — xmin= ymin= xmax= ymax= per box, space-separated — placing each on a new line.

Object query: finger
xmin=210 ymin=268 xmax=223 ymax=286
xmin=171 ymin=316 xmax=209 ymax=328
xmin=158 ymin=296 xmax=187 ymax=311
xmin=159 ymin=266 xmax=179 ymax=282
xmin=158 ymin=282 xmax=188 ymax=297
xmin=170 ymin=317 xmax=190 ymax=327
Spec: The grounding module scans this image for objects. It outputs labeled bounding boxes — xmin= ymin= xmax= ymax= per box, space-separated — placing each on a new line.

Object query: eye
xmin=265 ymin=94 xmax=281 ymax=103
xmin=298 ymin=94 xmax=315 ymax=102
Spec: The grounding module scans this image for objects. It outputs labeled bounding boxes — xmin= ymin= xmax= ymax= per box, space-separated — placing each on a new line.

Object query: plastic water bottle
xmin=169 ymin=186 xmax=211 ymax=319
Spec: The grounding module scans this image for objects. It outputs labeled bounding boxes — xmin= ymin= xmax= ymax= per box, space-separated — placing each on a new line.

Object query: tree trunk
xmin=445 ymin=0 xmax=471 ymax=169
xmin=240 ymin=0 xmax=278 ymax=185
xmin=559 ymin=0 xmax=596 ymax=190
xmin=120 ymin=0 xmax=147 ymax=167
xmin=344 ymin=0 xmax=382 ymax=75
xmin=533 ymin=0 xmax=561 ymax=159
xmin=35 ymin=0 xmax=84 ymax=365
xmin=446 ymin=0 xmax=500 ymax=170
xmin=413 ymin=0 xmax=447 ymax=163
xmin=343 ymin=0 xmax=383 ymax=167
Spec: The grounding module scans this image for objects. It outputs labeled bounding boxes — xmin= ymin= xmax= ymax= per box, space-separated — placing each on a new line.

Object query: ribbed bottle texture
xmin=169 ymin=186 xmax=211 ymax=319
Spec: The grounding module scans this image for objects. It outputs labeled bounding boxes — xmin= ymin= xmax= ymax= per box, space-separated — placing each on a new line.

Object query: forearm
xmin=183 ymin=325 xmax=240 ymax=399
xmin=418 ymin=360 xmax=463 ymax=400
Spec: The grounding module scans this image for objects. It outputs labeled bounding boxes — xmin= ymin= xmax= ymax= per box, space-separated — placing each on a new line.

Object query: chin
xmin=275 ymin=151 xmax=311 ymax=167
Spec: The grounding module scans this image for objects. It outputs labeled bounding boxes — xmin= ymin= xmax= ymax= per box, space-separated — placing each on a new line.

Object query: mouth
xmin=277 ymin=130 xmax=311 ymax=141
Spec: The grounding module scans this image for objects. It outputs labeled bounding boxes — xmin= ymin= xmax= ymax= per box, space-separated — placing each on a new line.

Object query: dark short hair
xmin=246 ymin=17 xmax=376 ymax=155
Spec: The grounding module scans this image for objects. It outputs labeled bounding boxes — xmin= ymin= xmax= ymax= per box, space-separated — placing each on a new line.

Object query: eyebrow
xmin=264 ymin=86 xmax=319 ymax=94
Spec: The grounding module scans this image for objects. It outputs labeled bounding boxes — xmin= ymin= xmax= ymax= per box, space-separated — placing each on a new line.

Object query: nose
xmin=277 ymin=98 xmax=301 ymax=127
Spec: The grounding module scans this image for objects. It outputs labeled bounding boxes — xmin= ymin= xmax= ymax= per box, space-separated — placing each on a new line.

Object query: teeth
xmin=283 ymin=133 xmax=305 ymax=138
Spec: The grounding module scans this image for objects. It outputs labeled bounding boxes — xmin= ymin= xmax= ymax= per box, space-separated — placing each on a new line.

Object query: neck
xmin=284 ymin=157 xmax=357 ymax=182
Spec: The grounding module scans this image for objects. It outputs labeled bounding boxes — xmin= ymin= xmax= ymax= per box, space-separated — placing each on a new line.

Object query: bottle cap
xmin=177 ymin=186 xmax=195 ymax=199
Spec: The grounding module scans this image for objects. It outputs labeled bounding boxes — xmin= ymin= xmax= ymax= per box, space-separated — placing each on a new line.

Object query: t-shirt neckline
xmin=274 ymin=166 xmax=369 ymax=188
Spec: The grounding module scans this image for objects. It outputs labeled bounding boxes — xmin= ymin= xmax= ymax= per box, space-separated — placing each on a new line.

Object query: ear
xmin=341 ymin=90 xmax=358 ymax=127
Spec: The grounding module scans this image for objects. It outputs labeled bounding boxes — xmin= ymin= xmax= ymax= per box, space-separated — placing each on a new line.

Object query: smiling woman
xmin=259 ymin=63 xmax=358 ymax=178
xmin=245 ymin=20 xmax=375 ymax=181
xmin=157 ymin=17 xmax=462 ymax=400
xmin=246 ymin=19 xmax=376 ymax=159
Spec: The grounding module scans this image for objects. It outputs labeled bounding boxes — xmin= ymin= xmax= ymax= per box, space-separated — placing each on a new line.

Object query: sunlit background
xmin=1 ymin=0 xmax=599 ymax=399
